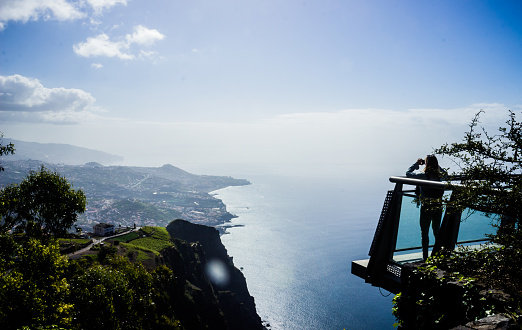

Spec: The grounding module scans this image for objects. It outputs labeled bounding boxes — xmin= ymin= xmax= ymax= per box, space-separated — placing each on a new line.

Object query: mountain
xmin=0 ymin=159 xmax=250 ymax=232
xmin=3 ymin=139 xmax=123 ymax=165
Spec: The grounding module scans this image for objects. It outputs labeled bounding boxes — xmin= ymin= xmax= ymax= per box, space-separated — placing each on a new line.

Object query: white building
xmin=93 ymin=223 xmax=115 ymax=236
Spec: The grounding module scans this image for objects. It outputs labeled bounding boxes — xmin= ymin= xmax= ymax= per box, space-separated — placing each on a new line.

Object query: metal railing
xmin=355 ymin=176 xmax=498 ymax=293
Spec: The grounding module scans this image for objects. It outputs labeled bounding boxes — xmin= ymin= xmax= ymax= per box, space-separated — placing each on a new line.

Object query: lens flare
xmin=205 ymin=259 xmax=230 ymax=287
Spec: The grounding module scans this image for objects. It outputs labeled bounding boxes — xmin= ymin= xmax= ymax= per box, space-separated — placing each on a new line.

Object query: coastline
xmin=0 ymin=160 xmax=252 ymax=232
xmin=209 ymin=186 xmax=243 ymax=235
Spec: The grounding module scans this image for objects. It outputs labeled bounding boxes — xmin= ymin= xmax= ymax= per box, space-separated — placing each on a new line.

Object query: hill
xmin=3 ymin=139 xmax=123 ymax=165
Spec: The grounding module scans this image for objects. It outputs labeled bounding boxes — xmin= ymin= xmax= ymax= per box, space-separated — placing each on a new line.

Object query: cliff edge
xmin=164 ymin=219 xmax=264 ymax=330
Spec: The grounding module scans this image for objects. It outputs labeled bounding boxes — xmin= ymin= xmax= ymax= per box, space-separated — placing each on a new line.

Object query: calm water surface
xmin=215 ymin=175 xmax=396 ymax=330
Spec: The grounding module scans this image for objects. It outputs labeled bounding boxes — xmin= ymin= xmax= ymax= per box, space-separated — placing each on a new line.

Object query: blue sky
xmin=1 ymin=0 xmax=521 ymax=177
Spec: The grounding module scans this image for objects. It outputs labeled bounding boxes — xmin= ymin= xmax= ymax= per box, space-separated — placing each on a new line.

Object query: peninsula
xmin=0 ymin=160 xmax=250 ymax=234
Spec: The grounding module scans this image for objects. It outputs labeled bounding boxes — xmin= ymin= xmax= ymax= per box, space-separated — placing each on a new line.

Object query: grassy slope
xmin=119 ymin=226 xmax=173 ymax=261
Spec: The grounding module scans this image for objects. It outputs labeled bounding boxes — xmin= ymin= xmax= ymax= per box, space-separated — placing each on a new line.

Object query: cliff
xmin=163 ymin=219 xmax=264 ymax=330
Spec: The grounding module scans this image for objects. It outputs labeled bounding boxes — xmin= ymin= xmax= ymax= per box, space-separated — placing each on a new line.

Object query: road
xmin=68 ymin=227 xmax=140 ymax=258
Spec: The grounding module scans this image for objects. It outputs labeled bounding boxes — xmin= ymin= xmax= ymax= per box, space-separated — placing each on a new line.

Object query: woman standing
xmin=406 ymin=155 xmax=445 ymax=260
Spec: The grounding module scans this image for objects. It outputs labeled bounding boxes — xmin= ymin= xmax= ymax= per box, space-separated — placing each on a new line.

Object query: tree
xmin=0 ymin=166 xmax=86 ymax=236
xmin=68 ymin=255 xmax=176 ymax=330
xmin=0 ymin=238 xmax=73 ymax=329
xmin=0 ymin=132 xmax=15 ymax=172
xmin=0 ymin=239 xmax=182 ymax=330
xmin=436 ymin=110 xmax=521 ymax=221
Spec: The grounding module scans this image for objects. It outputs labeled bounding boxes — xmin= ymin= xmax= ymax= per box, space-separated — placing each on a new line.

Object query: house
xmin=93 ymin=223 xmax=115 ymax=236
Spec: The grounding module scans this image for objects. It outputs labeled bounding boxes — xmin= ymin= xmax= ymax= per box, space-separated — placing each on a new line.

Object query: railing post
xmin=365 ymin=182 xmax=403 ymax=284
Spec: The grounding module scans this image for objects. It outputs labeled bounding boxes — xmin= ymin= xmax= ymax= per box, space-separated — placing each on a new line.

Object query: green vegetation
xmin=120 ymin=242 xmax=158 ymax=261
xmin=0 ymin=166 xmax=86 ymax=237
xmin=103 ymin=226 xmax=173 ymax=262
xmin=0 ymin=154 xmax=180 ymax=329
xmin=58 ymin=238 xmax=92 ymax=254
xmin=129 ymin=237 xmax=173 ymax=253
xmin=58 ymin=238 xmax=91 ymax=245
xmin=393 ymin=111 xmax=522 ymax=328
xmin=393 ymin=232 xmax=522 ymax=328
xmin=436 ymin=110 xmax=521 ymax=219
xmin=141 ymin=225 xmax=171 ymax=241
xmin=1 ymin=237 xmax=183 ymax=329
xmin=121 ymin=226 xmax=173 ymax=259
xmin=0 ymin=140 xmax=261 ymax=330
xmin=1 ymin=233 xmax=181 ymax=329
xmin=109 ymin=231 xmax=140 ymax=242
xmin=141 ymin=225 xmax=156 ymax=235
xmin=0 ymin=238 xmax=74 ymax=328
xmin=0 ymin=132 xmax=15 ymax=172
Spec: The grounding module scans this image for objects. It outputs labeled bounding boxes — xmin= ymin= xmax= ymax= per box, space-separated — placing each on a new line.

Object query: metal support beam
xmin=365 ymin=182 xmax=403 ymax=286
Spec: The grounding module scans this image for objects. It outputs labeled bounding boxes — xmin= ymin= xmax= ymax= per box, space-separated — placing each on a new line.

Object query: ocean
xmin=214 ymin=175 xmax=397 ymax=330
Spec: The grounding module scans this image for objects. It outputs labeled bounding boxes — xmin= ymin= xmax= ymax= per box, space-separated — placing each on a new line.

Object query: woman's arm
xmin=406 ymin=159 xmax=427 ymax=178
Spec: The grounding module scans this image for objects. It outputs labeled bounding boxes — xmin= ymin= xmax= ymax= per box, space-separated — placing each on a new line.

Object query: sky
xmin=1 ymin=0 xmax=521 ymax=179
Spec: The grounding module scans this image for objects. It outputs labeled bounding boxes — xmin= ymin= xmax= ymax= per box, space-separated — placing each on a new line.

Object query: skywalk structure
xmin=352 ymin=176 xmax=500 ymax=293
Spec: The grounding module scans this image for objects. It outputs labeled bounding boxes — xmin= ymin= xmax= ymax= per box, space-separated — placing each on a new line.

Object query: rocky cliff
xmin=163 ymin=219 xmax=264 ymax=330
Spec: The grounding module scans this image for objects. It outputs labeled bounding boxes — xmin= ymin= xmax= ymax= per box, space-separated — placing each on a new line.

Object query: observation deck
xmin=351 ymin=176 xmax=498 ymax=294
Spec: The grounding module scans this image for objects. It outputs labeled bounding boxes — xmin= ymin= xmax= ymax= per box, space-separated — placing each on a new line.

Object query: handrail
xmin=389 ymin=176 xmax=456 ymax=189
xmin=353 ymin=175 xmax=500 ymax=294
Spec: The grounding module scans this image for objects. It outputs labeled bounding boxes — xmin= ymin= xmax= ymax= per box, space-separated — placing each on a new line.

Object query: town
xmin=0 ymin=160 xmax=250 ymax=233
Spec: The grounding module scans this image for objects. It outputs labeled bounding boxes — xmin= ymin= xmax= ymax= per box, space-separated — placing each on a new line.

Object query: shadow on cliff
xmin=163 ymin=219 xmax=265 ymax=330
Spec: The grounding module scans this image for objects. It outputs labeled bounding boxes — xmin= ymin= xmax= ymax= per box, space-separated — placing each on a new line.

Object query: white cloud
xmin=0 ymin=74 xmax=99 ymax=124
xmin=91 ymin=63 xmax=103 ymax=69
xmin=73 ymin=33 xmax=134 ymax=59
xmin=86 ymin=0 xmax=127 ymax=15
xmin=110 ymin=23 xmax=123 ymax=30
xmin=73 ymin=25 xmax=165 ymax=61
xmin=89 ymin=17 xmax=102 ymax=26
xmin=0 ymin=0 xmax=84 ymax=30
xmin=139 ymin=50 xmax=157 ymax=60
xmin=125 ymin=25 xmax=165 ymax=46
xmin=0 ymin=0 xmax=126 ymax=30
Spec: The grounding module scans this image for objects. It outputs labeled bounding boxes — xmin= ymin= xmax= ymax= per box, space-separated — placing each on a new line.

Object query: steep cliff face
xmin=163 ymin=219 xmax=264 ymax=330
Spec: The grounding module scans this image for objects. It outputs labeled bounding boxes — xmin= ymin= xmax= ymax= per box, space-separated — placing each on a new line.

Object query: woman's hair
xmin=424 ymin=155 xmax=440 ymax=179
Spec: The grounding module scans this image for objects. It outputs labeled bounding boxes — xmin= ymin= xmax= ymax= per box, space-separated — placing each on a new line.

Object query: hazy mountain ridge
xmin=131 ymin=163 xmax=250 ymax=193
xmin=4 ymin=139 xmax=124 ymax=165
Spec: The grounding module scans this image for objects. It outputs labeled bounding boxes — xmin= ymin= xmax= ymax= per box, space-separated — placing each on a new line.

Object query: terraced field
xmin=119 ymin=226 xmax=173 ymax=260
